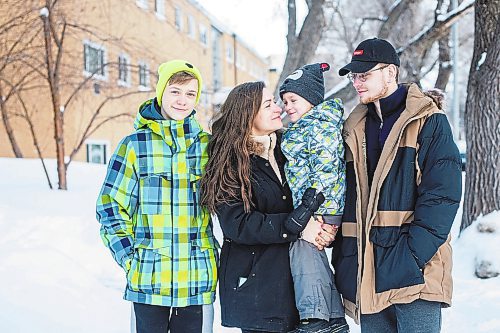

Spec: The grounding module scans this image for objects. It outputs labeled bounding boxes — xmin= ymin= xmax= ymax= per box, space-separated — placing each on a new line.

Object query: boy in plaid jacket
xmin=280 ymin=63 xmax=349 ymax=333
xmin=96 ymin=60 xmax=218 ymax=333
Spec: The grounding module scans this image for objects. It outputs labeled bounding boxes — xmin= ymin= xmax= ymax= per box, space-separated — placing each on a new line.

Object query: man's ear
xmin=387 ymin=64 xmax=398 ymax=83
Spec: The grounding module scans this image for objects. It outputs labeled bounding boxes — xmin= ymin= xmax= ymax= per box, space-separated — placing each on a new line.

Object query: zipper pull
xmin=379 ymin=121 xmax=383 ymax=130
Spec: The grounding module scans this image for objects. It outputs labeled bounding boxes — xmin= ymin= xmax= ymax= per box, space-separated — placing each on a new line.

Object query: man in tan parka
xmin=332 ymin=38 xmax=462 ymax=333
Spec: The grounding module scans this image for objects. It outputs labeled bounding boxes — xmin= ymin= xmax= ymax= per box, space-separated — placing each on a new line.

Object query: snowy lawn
xmin=0 ymin=158 xmax=498 ymax=332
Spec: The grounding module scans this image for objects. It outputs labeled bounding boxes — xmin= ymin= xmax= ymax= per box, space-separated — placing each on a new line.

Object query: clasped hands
xmin=301 ymin=216 xmax=338 ymax=250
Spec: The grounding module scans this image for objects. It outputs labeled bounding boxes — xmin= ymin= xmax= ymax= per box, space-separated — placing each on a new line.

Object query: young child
xmin=96 ymin=60 xmax=218 ymax=333
xmin=280 ymin=62 xmax=349 ymax=333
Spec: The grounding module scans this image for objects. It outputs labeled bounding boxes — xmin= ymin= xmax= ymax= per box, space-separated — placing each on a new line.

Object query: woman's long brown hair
xmin=200 ymin=81 xmax=265 ymax=213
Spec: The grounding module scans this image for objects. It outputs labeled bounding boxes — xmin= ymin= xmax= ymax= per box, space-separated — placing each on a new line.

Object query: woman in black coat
xmin=200 ymin=81 xmax=334 ymax=333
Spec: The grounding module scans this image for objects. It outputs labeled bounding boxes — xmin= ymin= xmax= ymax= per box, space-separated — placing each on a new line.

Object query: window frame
xmin=86 ymin=140 xmax=109 ymax=164
xmin=83 ymin=40 xmax=107 ymax=81
xmin=187 ymin=14 xmax=195 ymax=39
xmin=154 ymin=0 xmax=165 ymax=20
xmin=199 ymin=24 xmax=208 ymax=47
xmin=175 ymin=6 xmax=183 ymax=31
xmin=138 ymin=61 xmax=150 ymax=90
xmin=117 ymin=53 xmax=131 ymax=87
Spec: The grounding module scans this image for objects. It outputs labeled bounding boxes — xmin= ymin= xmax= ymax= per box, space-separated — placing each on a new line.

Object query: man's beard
xmin=359 ymin=81 xmax=389 ymax=104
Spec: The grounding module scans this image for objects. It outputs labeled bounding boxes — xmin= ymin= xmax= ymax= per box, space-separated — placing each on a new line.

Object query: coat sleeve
xmin=96 ymin=137 xmax=139 ymax=271
xmin=281 ymin=129 xmax=309 ymax=208
xmin=307 ymin=99 xmax=346 ymax=216
xmin=216 ymin=201 xmax=298 ymax=245
xmin=408 ymin=113 xmax=462 ymax=268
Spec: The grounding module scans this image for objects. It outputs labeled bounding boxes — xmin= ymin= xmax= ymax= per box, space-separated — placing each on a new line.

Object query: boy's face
xmin=282 ymin=92 xmax=313 ymax=123
xmin=161 ymin=78 xmax=198 ymax=120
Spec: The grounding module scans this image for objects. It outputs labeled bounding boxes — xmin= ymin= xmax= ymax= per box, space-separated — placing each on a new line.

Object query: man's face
xmin=161 ymin=78 xmax=198 ymax=120
xmin=350 ymin=64 xmax=391 ymax=104
xmin=282 ymin=92 xmax=314 ymax=123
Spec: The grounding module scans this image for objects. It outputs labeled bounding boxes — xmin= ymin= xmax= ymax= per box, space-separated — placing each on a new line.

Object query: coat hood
xmin=288 ymin=99 xmax=344 ymax=131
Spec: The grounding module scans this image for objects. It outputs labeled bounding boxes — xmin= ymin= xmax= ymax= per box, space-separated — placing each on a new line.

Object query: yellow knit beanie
xmin=156 ymin=60 xmax=203 ymax=106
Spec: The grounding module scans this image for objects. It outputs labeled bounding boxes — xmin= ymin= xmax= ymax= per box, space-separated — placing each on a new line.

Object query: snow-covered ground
xmin=0 ymin=158 xmax=498 ymax=332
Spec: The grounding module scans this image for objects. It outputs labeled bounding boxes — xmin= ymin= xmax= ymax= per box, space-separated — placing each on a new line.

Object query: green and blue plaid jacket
xmin=96 ymin=99 xmax=218 ymax=307
xmin=281 ymin=99 xmax=346 ymax=216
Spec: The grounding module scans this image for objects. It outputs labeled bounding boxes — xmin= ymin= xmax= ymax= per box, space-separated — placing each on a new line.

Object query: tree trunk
xmin=0 ymin=83 xmax=23 ymax=157
xmin=461 ymin=0 xmax=500 ymax=231
xmin=434 ymin=35 xmax=452 ymax=90
xmin=41 ymin=8 xmax=67 ymax=190
xmin=273 ymin=0 xmax=326 ymax=97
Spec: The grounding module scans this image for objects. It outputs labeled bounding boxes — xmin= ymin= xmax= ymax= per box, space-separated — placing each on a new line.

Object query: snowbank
xmin=0 ymin=158 xmax=498 ymax=332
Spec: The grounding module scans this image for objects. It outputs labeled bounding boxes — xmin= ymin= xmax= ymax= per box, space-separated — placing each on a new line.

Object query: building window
xmin=138 ymin=62 xmax=150 ymax=89
xmin=83 ymin=41 xmax=106 ymax=79
xmin=86 ymin=142 xmax=108 ymax=164
xmin=226 ymin=44 xmax=234 ymax=63
xmin=154 ymin=0 xmax=165 ymax=19
xmin=118 ymin=54 xmax=130 ymax=86
xmin=187 ymin=15 xmax=195 ymax=38
xmin=136 ymin=0 xmax=148 ymax=10
xmin=236 ymin=54 xmax=246 ymax=70
xmin=199 ymin=24 xmax=207 ymax=46
xmin=175 ymin=7 xmax=183 ymax=31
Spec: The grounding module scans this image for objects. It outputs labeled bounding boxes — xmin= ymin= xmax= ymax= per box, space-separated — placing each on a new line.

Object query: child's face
xmin=161 ymin=78 xmax=198 ymax=120
xmin=282 ymin=92 xmax=313 ymax=123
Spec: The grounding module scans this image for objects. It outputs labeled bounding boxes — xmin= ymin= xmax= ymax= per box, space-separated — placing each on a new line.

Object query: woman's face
xmin=251 ymin=87 xmax=283 ymax=136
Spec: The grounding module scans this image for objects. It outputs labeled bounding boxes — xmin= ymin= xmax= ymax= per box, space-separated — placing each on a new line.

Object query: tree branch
xmin=65 ymin=90 xmax=147 ymax=166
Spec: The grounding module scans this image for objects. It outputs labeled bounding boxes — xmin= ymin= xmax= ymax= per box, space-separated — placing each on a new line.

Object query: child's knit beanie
xmin=279 ymin=62 xmax=330 ymax=106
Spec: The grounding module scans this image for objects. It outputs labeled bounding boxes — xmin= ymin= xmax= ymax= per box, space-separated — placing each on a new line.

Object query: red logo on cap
xmin=353 ymin=50 xmax=364 ymax=56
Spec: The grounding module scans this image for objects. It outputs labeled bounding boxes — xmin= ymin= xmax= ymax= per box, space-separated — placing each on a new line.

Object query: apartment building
xmin=0 ymin=0 xmax=272 ymax=164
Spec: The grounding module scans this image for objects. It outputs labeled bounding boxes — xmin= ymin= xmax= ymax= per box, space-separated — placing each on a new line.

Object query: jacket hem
xmin=124 ymin=289 xmax=215 ymax=307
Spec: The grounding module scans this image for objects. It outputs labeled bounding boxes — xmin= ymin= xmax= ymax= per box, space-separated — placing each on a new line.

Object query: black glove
xmin=284 ymin=188 xmax=325 ymax=235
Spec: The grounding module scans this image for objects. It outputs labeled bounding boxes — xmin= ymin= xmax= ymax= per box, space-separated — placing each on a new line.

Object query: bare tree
xmin=0 ymin=2 xmax=42 ymax=157
xmin=0 ymin=0 xmax=153 ymax=189
xmin=398 ymin=0 xmax=474 ymax=85
xmin=324 ymin=0 xmax=473 ymax=102
xmin=36 ymin=0 xmax=151 ymax=189
xmin=273 ymin=0 xmax=327 ymax=98
xmin=461 ymin=0 xmax=500 ymax=230
xmin=434 ymin=0 xmax=452 ymax=90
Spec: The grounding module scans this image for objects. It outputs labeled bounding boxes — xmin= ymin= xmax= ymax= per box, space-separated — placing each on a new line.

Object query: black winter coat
xmin=217 ymin=146 xmax=300 ymax=332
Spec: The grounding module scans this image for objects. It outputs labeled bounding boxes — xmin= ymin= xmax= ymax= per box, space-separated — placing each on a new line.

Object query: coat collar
xmin=134 ymin=98 xmax=207 ymax=149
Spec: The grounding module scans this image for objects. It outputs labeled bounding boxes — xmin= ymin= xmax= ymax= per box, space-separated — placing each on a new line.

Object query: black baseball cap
xmin=339 ymin=38 xmax=400 ymax=76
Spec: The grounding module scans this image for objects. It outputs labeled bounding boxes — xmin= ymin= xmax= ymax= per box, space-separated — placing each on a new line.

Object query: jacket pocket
xmin=139 ymin=172 xmax=172 ymax=215
xmin=370 ymin=226 xmax=424 ymax=293
xmin=189 ymin=238 xmax=217 ymax=296
xmin=126 ymin=245 xmax=173 ymax=296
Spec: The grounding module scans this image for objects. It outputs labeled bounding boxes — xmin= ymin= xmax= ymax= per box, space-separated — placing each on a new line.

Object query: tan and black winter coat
xmin=332 ymin=83 xmax=462 ymax=322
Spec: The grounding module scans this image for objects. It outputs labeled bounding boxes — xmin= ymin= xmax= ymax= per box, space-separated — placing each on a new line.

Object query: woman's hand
xmin=315 ymin=220 xmax=338 ymax=250
xmin=300 ymin=217 xmax=323 ymax=246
